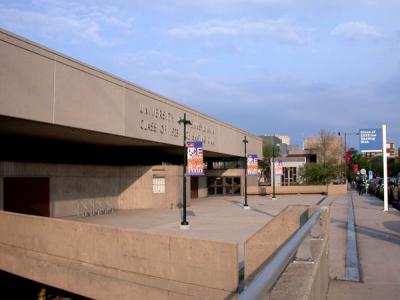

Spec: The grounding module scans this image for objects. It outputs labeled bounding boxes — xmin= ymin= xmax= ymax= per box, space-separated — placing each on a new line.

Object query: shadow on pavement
xmin=331 ymin=218 xmax=400 ymax=246
xmin=383 ymin=221 xmax=400 ymax=234
xmin=226 ymin=200 xmax=275 ymax=217
xmin=363 ymin=199 xmax=383 ymax=206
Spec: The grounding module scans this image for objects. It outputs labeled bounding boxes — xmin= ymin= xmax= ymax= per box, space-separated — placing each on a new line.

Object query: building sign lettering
xmin=139 ymin=104 xmax=216 ymax=145
xmin=359 ymin=128 xmax=382 ymax=153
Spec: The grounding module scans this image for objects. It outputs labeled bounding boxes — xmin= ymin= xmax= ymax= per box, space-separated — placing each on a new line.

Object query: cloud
xmin=167 ymin=18 xmax=305 ymax=44
xmin=0 ymin=1 xmax=134 ymax=46
xmin=332 ymin=21 xmax=381 ymax=40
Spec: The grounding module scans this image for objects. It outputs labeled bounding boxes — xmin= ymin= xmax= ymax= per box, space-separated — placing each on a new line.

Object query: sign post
xmin=382 ymin=124 xmax=388 ymax=211
xmin=359 ymin=126 xmax=388 ymax=211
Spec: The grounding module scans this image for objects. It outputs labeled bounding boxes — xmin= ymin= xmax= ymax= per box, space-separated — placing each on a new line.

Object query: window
xmin=283 ymin=167 xmax=297 ymax=186
xmin=152 ymin=177 xmax=165 ymax=193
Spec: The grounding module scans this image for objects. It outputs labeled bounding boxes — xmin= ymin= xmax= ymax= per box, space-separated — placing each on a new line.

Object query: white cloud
xmin=167 ymin=18 xmax=304 ymax=44
xmin=0 ymin=1 xmax=134 ymax=46
xmin=332 ymin=21 xmax=381 ymax=40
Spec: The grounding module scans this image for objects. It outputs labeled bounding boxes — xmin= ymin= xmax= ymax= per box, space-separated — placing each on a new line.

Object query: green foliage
xmin=300 ymin=162 xmax=343 ymax=185
xmin=262 ymin=144 xmax=281 ymax=159
xmin=345 ymin=147 xmax=400 ymax=179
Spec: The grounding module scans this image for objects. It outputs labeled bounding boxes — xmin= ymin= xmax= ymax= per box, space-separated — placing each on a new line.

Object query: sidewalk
xmin=327 ymin=191 xmax=400 ymax=300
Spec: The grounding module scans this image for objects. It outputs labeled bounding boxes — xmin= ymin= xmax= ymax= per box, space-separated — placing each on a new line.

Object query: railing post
xmin=311 ymin=217 xmax=323 ymax=240
xmin=295 ymin=232 xmax=313 ymax=262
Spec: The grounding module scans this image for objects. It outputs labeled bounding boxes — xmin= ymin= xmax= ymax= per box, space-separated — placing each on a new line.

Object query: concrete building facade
xmin=0 ymin=28 xmax=262 ymax=218
xmin=304 ymin=135 xmax=344 ymax=164
xmin=270 ymin=157 xmax=306 ymax=186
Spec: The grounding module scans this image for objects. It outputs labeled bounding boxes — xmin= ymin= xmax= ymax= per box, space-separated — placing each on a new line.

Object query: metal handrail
xmin=239 ymin=207 xmax=326 ymax=300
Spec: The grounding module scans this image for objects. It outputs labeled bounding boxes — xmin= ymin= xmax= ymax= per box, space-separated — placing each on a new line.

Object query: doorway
xmin=4 ymin=177 xmax=50 ymax=217
xmin=190 ymin=176 xmax=199 ymax=199
xmin=207 ymin=176 xmax=241 ymax=196
xmin=282 ymin=167 xmax=297 ymax=186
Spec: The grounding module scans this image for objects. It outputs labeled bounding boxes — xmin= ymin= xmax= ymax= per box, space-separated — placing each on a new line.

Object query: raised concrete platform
xmin=65 ymin=194 xmax=324 ymax=261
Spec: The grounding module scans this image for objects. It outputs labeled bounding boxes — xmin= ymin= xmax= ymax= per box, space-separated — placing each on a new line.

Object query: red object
xmin=353 ymin=164 xmax=359 ymax=172
xmin=345 ymin=151 xmax=351 ymax=165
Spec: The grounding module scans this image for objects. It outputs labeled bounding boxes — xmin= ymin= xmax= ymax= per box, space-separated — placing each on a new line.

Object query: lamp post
xmin=243 ymin=136 xmax=250 ymax=209
xmin=272 ymin=143 xmax=279 ymax=200
xmin=178 ymin=113 xmax=192 ymax=229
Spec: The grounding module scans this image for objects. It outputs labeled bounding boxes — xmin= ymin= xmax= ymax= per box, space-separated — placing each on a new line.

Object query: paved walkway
xmin=66 ymin=194 xmax=324 ymax=261
xmin=327 ymin=191 xmax=400 ymax=300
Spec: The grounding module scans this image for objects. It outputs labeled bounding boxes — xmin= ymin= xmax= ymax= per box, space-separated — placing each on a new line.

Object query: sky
xmin=1 ymin=0 xmax=399 ymax=149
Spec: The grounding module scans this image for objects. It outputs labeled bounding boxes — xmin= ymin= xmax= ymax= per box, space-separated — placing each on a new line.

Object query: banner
xmin=353 ymin=164 xmax=358 ymax=173
xmin=359 ymin=128 xmax=383 ymax=153
xmin=247 ymin=154 xmax=258 ymax=176
xmin=187 ymin=141 xmax=204 ymax=176
xmin=345 ymin=151 xmax=351 ymax=165
xmin=275 ymin=159 xmax=283 ymax=176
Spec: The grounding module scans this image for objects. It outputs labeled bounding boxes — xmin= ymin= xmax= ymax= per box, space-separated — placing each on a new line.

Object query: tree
xmin=299 ymin=162 xmax=343 ymax=185
xmin=316 ymin=129 xmax=344 ymax=165
xmin=345 ymin=148 xmax=400 ymax=180
xmin=262 ymin=144 xmax=281 ymax=159
xmin=346 ymin=147 xmax=371 ymax=181
xmin=259 ymin=144 xmax=281 ymax=184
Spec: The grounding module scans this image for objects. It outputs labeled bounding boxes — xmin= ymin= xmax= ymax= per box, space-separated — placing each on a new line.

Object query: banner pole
xmin=383 ymin=124 xmax=388 ymax=211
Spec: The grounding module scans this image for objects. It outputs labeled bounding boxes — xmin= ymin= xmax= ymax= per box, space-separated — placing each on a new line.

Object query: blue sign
xmin=368 ymin=170 xmax=373 ymax=180
xmin=359 ymin=128 xmax=382 ymax=153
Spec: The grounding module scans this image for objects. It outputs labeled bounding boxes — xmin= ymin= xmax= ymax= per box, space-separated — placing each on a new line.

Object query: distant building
xmin=260 ymin=135 xmax=290 ymax=157
xmin=261 ymin=135 xmax=281 ymax=146
xmin=364 ymin=142 xmax=396 ymax=158
xmin=287 ymin=144 xmax=300 ymax=152
xmin=303 ymin=135 xmax=343 ymax=164
xmin=270 ymin=157 xmax=306 ymax=186
xmin=287 ymin=149 xmax=317 ymax=163
xmin=386 ymin=142 xmax=396 ymax=157
xmin=275 ymin=135 xmax=290 ymax=145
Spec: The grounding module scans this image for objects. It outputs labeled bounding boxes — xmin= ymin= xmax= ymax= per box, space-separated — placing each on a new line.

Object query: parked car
xmin=367 ymin=177 xmax=382 ymax=197
xmin=391 ymin=173 xmax=400 ymax=209
xmin=367 ymin=179 xmax=376 ymax=195
xmin=376 ymin=177 xmax=396 ymax=204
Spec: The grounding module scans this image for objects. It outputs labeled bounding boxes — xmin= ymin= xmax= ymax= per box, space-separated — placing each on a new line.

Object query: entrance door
xmin=4 ymin=177 xmax=50 ymax=217
xmin=283 ymin=167 xmax=297 ymax=186
xmin=207 ymin=176 xmax=241 ymax=196
xmin=190 ymin=176 xmax=199 ymax=199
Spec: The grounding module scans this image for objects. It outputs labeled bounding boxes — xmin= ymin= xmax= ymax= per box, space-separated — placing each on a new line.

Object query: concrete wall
xmin=243 ymin=206 xmax=330 ymax=300
xmin=269 ymin=238 xmax=329 ymax=300
xmin=269 ymin=207 xmax=330 ymax=300
xmin=247 ymin=184 xmax=347 ymax=196
xmin=0 ymin=211 xmax=239 ymax=299
xmin=244 ymin=205 xmax=310 ymax=280
xmin=0 ymin=29 xmax=262 ymax=158
xmin=0 ymin=161 xmax=184 ymax=217
xmin=327 ymin=184 xmax=347 ymax=196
